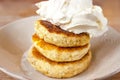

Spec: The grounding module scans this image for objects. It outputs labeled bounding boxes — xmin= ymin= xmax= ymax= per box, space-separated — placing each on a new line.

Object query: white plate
xmin=0 ymin=16 xmax=120 ymax=80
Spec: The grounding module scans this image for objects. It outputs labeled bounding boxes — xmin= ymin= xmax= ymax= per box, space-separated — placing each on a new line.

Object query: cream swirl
xmin=36 ymin=0 xmax=108 ymax=37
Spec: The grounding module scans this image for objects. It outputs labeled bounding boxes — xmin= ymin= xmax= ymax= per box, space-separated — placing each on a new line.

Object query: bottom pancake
xmin=27 ymin=47 xmax=92 ymax=78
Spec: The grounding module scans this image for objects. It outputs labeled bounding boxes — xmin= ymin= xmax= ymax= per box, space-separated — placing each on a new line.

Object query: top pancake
xmin=35 ymin=20 xmax=90 ymax=47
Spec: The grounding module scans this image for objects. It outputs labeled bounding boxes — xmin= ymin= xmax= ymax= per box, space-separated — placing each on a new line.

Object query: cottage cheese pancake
xmin=35 ymin=20 xmax=90 ymax=47
xmin=32 ymin=34 xmax=90 ymax=62
xmin=27 ymin=47 xmax=92 ymax=78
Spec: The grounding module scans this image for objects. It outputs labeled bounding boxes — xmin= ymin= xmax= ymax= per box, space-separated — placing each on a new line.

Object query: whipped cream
xmin=36 ymin=0 xmax=108 ymax=37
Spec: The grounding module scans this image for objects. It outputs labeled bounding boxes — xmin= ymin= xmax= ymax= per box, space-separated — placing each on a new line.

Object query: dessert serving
xmin=27 ymin=0 xmax=108 ymax=78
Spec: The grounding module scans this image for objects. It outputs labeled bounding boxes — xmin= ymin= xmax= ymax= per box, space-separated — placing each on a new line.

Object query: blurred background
xmin=0 ymin=0 xmax=120 ymax=80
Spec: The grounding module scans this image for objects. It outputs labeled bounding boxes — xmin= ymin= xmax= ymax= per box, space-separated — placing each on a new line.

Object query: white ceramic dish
xmin=0 ymin=16 xmax=120 ymax=80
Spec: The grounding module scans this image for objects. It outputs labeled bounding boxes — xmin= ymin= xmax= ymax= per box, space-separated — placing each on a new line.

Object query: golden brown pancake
xmin=32 ymin=34 xmax=90 ymax=62
xmin=27 ymin=47 xmax=92 ymax=78
xmin=34 ymin=20 xmax=90 ymax=47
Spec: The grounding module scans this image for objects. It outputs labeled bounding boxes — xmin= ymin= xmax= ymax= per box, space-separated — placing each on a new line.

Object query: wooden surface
xmin=0 ymin=0 xmax=120 ymax=80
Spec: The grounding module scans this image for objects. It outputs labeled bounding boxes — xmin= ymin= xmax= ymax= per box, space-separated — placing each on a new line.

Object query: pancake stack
xmin=27 ymin=20 xmax=92 ymax=78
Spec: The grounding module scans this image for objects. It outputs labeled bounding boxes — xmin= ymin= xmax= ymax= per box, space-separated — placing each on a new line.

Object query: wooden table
xmin=0 ymin=0 xmax=120 ymax=80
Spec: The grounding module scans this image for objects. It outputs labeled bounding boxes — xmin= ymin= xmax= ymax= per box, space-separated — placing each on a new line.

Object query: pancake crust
xmin=35 ymin=20 xmax=90 ymax=47
xmin=27 ymin=47 xmax=92 ymax=78
xmin=32 ymin=34 xmax=90 ymax=62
